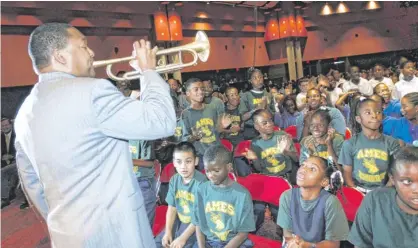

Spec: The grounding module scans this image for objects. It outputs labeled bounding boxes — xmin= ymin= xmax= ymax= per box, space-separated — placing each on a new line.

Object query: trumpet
xmin=93 ymin=31 xmax=210 ymax=81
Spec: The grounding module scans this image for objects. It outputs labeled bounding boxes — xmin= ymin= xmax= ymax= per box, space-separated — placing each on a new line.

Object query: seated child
xmin=193 ymin=145 xmax=256 ymax=248
xmin=241 ymin=109 xmax=298 ymax=178
xmin=223 ymin=87 xmax=245 ymax=147
xmin=300 ymin=109 xmax=345 ymax=170
xmin=155 ymin=142 xmax=207 ymax=248
xmin=129 ymin=139 xmax=157 ymax=227
xmin=277 ymin=156 xmax=350 ymax=248
xmin=338 ymin=97 xmax=401 ymax=194
xmin=348 ymin=146 xmax=418 ymax=248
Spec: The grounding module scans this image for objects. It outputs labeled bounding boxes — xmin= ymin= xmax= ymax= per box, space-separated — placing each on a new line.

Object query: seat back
xmin=234 ymin=140 xmax=251 ymax=157
xmin=221 ymin=139 xmax=234 ymax=152
xmin=345 ymin=128 xmax=352 ymax=140
xmin=273 ymin=126 xmax=280 ymax=131
xmin=336 ymin=186 xmax=364 ymax=222
xmin=294 ymin=143 xmax=301 ymax=156
xmin=160 ymin=163 xmax=176 ymax=183
xmin=284 ymin=125 xmax=297 ymax=139
xmin=152 ymin=205 xmax=168 ymax=236
xmin=237 ymin=174 xmax=292 ymax=206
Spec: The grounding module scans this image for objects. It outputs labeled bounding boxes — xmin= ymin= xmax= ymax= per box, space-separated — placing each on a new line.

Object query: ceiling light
xmin=366 ymin=1 xmax=380 ymax=10
xmin=321 ymin=3 xmax=333 ymax=15
xmin=336 ymin=2 xmax=349 ymax=13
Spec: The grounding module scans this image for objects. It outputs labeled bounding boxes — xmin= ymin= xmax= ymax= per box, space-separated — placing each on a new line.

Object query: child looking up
xmin=277 ymin=156 xmax=349 ymax=248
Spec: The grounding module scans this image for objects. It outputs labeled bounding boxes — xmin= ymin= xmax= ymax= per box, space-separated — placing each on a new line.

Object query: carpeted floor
xmin=1 ymin=195 xmax=50 ymax=248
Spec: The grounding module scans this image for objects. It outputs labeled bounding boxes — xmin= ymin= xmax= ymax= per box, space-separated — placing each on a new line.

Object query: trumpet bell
xmin=195 ymin=31 xmax=210 ymax=62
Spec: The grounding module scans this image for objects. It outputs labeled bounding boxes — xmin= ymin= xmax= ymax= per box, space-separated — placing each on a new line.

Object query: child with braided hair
xmin=277 ymin=156 xmax=349 ymax=248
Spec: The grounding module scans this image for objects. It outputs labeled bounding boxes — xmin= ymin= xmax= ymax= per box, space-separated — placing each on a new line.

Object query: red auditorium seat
xmin=284 ymin=125 xmax=297 ymax=140
xmin=234 ymin=140 xmax=251 ymax=158
xmin=248 ymin=234 xmax=282 ymax=248
xmin=160 ymin=163 xmax=176 ymax=183
xmin=237 ymin=173 xmax=292 ymax=206
xmin=336 ymin=186 xmax=364 ymax=222
xmin=221 ymin=138 xmax=234 ymax=152
xmin=152 ymin=205 xmax=168 ymax=236
xmin=273 ymin=126 xmax=280 ymax=131
xmin=345 ymin=128 xmax=352 ymax=140
xmin=294 ymin=143 xmax=301 ymax=156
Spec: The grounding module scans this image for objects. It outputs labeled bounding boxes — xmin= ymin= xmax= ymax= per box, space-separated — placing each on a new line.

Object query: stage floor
xmin=1 ymin=196 xmax=50 ymax=248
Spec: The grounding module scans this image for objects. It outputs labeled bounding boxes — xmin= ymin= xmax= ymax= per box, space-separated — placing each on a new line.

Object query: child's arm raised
xmin=195 ymin=226 xmax=206 ymax=248
xmin=224 ymin=232 xmax=248 ymax=248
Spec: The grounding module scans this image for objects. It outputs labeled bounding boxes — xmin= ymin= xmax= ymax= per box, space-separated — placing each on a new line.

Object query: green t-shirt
xmin=251 ymin=131 xmax=296 ymax=176
xmin=223 ymin=107 xmax=244 ymax=146
xmin=348 ymin=187 xmax=418 ymax=248
xmin=128 ymin=140 xmax=155 ymax=179
xmin=165 ymin=171 xmax=207 ymax=224
xmin=299 ymin=133 xmax=345 ymax=164
xmin=277 ymin=189 xmax=349 ymax=241
xmin=206 ymin=96 xmax=225 ymax=117
xmin=192 ymin=181 xmax=256 ymax=242
xmin=338 ymin=133 xmax=401 ymax=190
xmin=239 ymin=90 xmax=275 ymax=126
xmin=175 ymin=105 xmax=221 ymax=156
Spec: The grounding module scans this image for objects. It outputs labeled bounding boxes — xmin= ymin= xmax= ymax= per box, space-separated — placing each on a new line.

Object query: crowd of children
xmin=121 ymin=58 xmax=417 ymax=248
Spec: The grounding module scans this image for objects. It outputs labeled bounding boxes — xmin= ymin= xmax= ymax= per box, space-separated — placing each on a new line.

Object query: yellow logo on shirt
xmin=175 ymin=127 xmax=182 ymax=137
xmin=356 ymin=149 xmax=388 ymax=183
xmin=253 ymin=98 xmax=263 ymax=105
xmin=196 ymin=118 xmax=216 ymax=144
xmin=261 ymin=147 xmax=287 ymax=174
xmin=176 ymin=190 xmax=195 ymax=223
xmin=205 ymin=202 xmax=235 ymax=241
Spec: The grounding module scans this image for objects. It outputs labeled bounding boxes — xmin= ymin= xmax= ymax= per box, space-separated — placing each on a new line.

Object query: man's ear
xmin=194 ymin=156 xmax=199 ymax=167
xmin=52 ymin=49 xmax=67 ymax=66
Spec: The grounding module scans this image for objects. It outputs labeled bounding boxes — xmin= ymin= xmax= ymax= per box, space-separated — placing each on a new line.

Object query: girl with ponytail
xmin=277 ymin=155 xmax=349 ymax=248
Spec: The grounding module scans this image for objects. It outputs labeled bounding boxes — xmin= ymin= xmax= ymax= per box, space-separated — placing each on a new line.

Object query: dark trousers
xmin=155 ymin=218 xmax=196 ymax=248
xmin=198 ymin=238 xmax=254 ymax=248
xmin=253 ymin=202 xmax=278 ymax=231
xmin=1 ymin=163 xmax=19 ymax=200
xmin=234 ymin=157 xmax=252 ymax=177
xmin=137 ymin=177 xmax=157 ymax=227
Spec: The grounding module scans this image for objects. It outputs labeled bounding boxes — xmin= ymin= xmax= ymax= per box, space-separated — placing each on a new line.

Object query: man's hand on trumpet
xmin=132 ymin=40 xmax=158 ymax=72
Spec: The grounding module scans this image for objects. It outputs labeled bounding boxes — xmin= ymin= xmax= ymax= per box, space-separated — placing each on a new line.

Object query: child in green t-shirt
xmin=348 ymin=146 xmax=418 ymax=248
xmin=128 ymin=139 xmax=156 ymax=227
xmin=174 ymin=78 xmax=232 ymax=171
xmin=338 ymin=97 xmax=401 ymax=193
xmin=300 ymin=108 xmax=345 ymax=169
xmin=193 ymin=145 xmax=256 ymax=248
xmin=241 ymin=109 xmax=299 ymax=178
xmin=155 ymin=142 xmax=207 ymax=248
xmin=277 ymin=156 xmax=349 ymax=248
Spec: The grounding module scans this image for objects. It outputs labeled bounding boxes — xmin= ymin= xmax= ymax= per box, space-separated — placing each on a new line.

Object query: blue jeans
xmin=193 ymin=238 xmax=254 ymax=248
xmin=155 ymin=218 xmax=196 ymax=248
xmin=137 ymin=177 xmax=157 ymax=227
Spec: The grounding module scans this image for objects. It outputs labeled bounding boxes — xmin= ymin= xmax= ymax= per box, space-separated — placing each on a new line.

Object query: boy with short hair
xmin=193 ymin=145 xmax=256 ymax=248
xmin=175 ymin=78 xmax=231 ymax=170
xmin=129 ymin=140 xmax=157 ymax=227
xmin=348 ymin=146 xmax=418 ymax=248
xmin=155 ymin=142 xmax=207 ymax=248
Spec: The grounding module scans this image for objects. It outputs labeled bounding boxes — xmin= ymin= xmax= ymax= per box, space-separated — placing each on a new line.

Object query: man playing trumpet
xmin=14 ymin=23 xmax=176 ymax=248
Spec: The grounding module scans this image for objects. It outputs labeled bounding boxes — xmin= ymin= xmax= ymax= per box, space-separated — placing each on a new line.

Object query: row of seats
xmin=151 ymin=126 xmax=358 ymax=247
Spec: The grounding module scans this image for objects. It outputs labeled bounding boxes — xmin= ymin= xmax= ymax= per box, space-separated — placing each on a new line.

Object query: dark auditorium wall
xmin=1 ymin=1 xmax=417 ymax=88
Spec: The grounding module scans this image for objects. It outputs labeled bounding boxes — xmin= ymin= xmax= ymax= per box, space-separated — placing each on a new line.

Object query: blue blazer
xmin=14 ymin=71 xmax=176 ymax=248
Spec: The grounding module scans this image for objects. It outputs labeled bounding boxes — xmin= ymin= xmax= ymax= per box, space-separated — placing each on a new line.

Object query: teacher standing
xmin=14 ymin=23 xmax=175 ymax=248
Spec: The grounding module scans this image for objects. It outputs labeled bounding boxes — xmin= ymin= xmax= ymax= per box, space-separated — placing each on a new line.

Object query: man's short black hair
xmin=28 ymin=23 xmax=72 ymax=73
xmin=203 ymin=145 xmax=232 ymax=167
